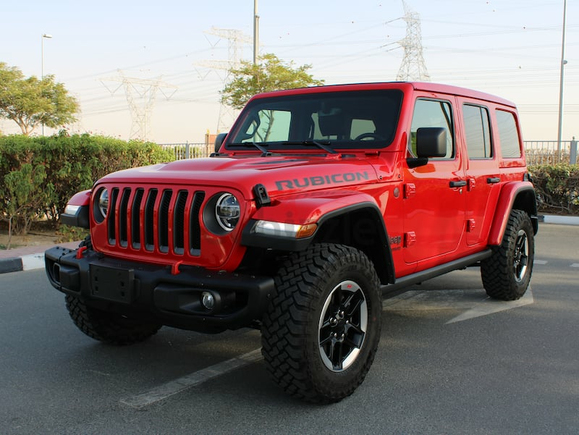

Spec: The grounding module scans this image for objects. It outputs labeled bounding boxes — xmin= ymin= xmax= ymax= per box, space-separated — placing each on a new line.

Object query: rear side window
xmin=496 ymin=110 xmax=522 ymax=158
xmin=463 ymin=104 xmax=492 ymax=159
xmin=409 ymin=99 xmax=454 ymax=159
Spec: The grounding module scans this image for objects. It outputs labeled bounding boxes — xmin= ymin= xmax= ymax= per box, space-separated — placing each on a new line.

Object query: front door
xmin=403 ymin=97 xmax=466 ymax=265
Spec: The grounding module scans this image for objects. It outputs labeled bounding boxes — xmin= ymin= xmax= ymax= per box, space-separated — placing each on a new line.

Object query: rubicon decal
xmin=276 ymin=171 xmax=370 ymax=191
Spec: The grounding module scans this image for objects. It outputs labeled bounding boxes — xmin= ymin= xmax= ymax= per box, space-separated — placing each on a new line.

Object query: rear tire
xmin=65 ymin=295 xmax=162 ymax=345
xmin=261 ymin=244 xmax=382 ymax=403
xmin=481 ymin=209 xmax=534 ymax=301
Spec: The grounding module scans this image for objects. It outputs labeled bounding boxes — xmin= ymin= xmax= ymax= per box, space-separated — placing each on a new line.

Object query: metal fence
xmin=524 ymin=139 xmax=577 ymax=166
xmin=161 ymin=139 xmax=578 ymax=165
xmin=159 ymin=142 xmax=211 ymax=160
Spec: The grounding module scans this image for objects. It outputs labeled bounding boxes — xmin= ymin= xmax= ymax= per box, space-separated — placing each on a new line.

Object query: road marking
xmin=383 ymin=287 xmax=534 ymax=324
xmin=120 ymin=348 xmax=263 ymax=409
xmin=446 ymin=288 xmax=534 ymax=324
xmin=534 ymin=260 xmax=548 ymax=265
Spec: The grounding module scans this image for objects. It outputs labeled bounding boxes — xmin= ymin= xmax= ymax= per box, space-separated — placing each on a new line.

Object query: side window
xmin=496 ymin=110 xmax=522 ymax=158
xmin=463 ymin=104 xmax=492 ymax=159
xmin=410 ymin=99 xmax=454 ymax=159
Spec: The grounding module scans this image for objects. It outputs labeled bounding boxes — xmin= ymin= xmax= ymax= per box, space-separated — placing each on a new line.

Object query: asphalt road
xmin=1 ymin=223 xmax=578 ymax=434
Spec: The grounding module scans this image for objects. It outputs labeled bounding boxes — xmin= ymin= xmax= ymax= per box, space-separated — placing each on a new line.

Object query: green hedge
xmin=0 ymin=134 xmax=174 ymax=234
xmin=529 ymin=164 xmax=579 ymax=216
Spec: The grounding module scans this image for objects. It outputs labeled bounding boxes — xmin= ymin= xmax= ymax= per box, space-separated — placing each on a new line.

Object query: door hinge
xmin=467 ymin=219 xmax=476 ymax=232
xmin=404 ymin=183 xmax=416 ymax=199
xmin=404 ymin=231 xmax=416 ymax=247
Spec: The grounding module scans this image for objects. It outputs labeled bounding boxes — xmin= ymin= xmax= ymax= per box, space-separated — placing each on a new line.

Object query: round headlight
xmin=215 ymin=193 xmax=240 ymax=231
xmin=98 ymin=188 xmax=109 ymax=218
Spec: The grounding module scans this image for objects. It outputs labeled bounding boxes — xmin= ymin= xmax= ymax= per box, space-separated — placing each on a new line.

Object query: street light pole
xmin=41 ymin=33 xmax=52 ymax=79
xmin=253 ymin=0 xmax=259 ymax=65
xmin=41 ymin=33 xmax=52 ymax=135
xmin=556 ymin=0 xmax=567 ymax=160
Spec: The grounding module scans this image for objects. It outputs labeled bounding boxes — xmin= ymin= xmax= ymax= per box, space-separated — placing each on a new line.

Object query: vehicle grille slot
xmin=189 ymin=191 xmax=205 ymax=256
xmin=131 ymin=189 xmax=144 ymax=249
xmin=158 ymin=190 xmax=173 ymax=253
xmin=119 ymin=188 xmax=131 ymax=247
xmin=103 ymin=186 xmax=205 ymax=257
xmin=107 ymin=188 xmax=119 ymax=245
xmin=173 ymin=190 xmax=188 ymax=255
xmin=144 ymin=189 xmax=158 ymax=251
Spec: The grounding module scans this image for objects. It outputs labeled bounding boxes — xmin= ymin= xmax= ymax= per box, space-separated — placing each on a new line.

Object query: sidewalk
xmin=1 ymin=215 xmax=578 ymax=275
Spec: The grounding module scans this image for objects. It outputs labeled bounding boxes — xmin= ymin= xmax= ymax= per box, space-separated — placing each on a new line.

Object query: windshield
xmin=226 ymin=89 xmax=403 ymax=152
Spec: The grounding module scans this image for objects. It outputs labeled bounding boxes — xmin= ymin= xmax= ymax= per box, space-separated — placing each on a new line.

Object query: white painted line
xmin=383 ymin=287 xmax=535 ymax=324
xmin=120 ymin=348 xmax=263 ymax=409
xmin=534 ymin=260 xmax=548 ymax=265
xmin=383 ymin=289 xmax=488 ymax=312
xmin=446 ymin=288 xmax=534 ymax=324
xmin=21 ymin=253 xmax=45 ymax=271
xmin=571 ymin=263 xmax=579 ymax=268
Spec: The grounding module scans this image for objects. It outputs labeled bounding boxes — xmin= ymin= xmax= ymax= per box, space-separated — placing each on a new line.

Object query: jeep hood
xmin=97 ymin=155 xmax=381 ymax=199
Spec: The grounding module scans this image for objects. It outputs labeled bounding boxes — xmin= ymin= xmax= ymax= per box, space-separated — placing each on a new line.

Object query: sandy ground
xmin=0 ymin=228 xmax=60 ymax=250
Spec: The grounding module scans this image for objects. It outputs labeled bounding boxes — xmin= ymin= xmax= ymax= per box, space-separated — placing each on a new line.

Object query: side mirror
xmin=416 ymin=127 xmax=447 ymax=158
xmin=214 ymin=133 xmax=227 ymax=154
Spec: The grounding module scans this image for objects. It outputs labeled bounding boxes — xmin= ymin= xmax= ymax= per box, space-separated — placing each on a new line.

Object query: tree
xmin=221 ymin=53 xmax=324 ymax=110
xmin=0 ymin=163 xmax=50 ymax=247
xmin=0 ymin=62 xmax=79 ymax=136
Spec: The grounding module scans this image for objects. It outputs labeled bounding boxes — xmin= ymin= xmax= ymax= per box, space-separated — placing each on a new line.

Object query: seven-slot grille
xmin=103 ymin=187 xmax=205 ymax=256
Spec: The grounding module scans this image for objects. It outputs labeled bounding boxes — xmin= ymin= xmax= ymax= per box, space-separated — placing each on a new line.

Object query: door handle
xmin=487 ymin=177 xmax=501 ymax=184
xmin=449 ymin=180 xmax=467 ymax=188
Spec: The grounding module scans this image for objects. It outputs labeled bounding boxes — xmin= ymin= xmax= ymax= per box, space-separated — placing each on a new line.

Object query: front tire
xmin=65 ymin=295 xmax=162 ymax=345
xmin=481 ymin=209 xmax=535 ymax=301
xmin=261 ymin=244 xmax=382 ymax=403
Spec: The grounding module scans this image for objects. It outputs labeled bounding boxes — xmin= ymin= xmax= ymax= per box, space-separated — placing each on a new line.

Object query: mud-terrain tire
xmin=481 ymin=209 xmax=534 ymax=301
xmin=261 ymin=243 xmax=382 ymax=403
xmin=65 ymin=295 xmax=162 ymax=345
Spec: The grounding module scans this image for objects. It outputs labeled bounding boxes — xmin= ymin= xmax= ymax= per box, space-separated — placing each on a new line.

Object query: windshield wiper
xmin=227 ymin=141 xmax=271 ymax=156
xmin=284 ymin=140 xmax=337 ymax=154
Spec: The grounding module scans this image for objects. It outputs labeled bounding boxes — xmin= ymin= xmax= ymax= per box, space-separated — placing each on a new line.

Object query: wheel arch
xmin=311 ymin=203 xmax=395 ymax=285
xmin=241 ymin=201 xmax=395 ymax=285
xmin=488 ymin=181 xmax=538 ymax=245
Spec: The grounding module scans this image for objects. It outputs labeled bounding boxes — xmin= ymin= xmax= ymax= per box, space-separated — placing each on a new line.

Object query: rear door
xmin=460 ymin=102 xmax=501 ymax=246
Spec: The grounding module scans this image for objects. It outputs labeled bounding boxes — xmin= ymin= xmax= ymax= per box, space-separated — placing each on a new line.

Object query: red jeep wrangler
xmin=46 ymin=82 xmax=537 ymax=403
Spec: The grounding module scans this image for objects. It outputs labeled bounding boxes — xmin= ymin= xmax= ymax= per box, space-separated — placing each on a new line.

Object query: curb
xmin=0 ymin=252 xmax=46 ymax=274
xmin=0 ymin=241 xmax=80 ymax=275
xmin=538 ymin=215 xmax=579 ymax=226
xmin=1 ymin=215 xmax=578 ymax=276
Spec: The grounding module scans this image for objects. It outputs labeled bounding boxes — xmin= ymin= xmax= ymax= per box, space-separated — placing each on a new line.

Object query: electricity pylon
xmin=101 ymin=70 xmax=177 ymax=140
xmin=197 ymin=27 xmax=251 ymax=133
xmin=396 ymin=0 xmax=431 ymax=82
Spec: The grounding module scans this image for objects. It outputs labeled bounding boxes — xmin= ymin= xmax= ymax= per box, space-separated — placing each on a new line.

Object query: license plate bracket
xmin=89 ymin=265 xmax=134 ymax=303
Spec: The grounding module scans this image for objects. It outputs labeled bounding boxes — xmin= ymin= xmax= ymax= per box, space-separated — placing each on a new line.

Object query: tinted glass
xmin=463 ymin=104 xmax=492 ymax=159
xmin=409 ymin=99 xmax=454 ymax=159
xmin=496 ymin=110 xmax=521 ymax=158
xmin=226 ymin=90 xmax=403 ymax=151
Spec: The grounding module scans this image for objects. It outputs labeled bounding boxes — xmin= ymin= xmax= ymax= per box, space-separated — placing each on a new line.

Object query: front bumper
xmin=45 ymin=246 xmax=275 ymax=333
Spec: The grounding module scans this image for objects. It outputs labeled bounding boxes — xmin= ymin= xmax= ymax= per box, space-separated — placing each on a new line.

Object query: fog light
xmin=201 ymin=292 xmax=215 ymax=310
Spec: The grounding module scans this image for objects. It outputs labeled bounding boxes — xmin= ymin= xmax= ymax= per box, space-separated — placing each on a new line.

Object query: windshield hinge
xmin=254 ymin=184 xmax=271 ymax=208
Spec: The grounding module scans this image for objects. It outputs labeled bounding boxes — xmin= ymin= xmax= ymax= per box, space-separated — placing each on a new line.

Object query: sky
xmin=0 ymin=0 xmax=577 ymax=144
